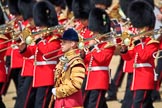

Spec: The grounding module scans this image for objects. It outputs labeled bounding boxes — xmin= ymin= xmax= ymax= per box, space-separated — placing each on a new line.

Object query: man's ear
xmin=71 ymin=41 xmax=77 ymax=48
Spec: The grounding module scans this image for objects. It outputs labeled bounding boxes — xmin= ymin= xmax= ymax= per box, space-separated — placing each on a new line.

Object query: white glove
xmin=52 ymin=88 xmax=56 ymax=96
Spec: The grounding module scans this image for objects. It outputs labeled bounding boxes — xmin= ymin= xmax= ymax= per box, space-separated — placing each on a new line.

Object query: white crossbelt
xmin=35 ymin=61 xmax=57 ymax=65
xmin=134 ymin=63 xmax=152 ymax=68
xmin=88 ymin=66 xmax=109 ymax=71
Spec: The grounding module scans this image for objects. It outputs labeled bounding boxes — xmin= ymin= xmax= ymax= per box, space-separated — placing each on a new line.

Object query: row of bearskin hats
xmin=2 ymin=0 xmax=156 ymax=34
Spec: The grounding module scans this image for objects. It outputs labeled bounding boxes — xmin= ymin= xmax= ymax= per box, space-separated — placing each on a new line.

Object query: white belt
xmin=134 ymin=63 xmax=152 ymax=68
xmin=35 ymin=61 xmax=57 ymax=65
xmin=88 ymin=66 xmax=109 ymax=71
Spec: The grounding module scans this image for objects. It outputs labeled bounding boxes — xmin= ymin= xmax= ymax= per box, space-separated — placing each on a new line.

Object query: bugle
xmin=42 ymin=48 xmax=63 ymax=61
xmin=0 ymin=29 xmax=23 ymax=45
xmin=0 ymin=44 xmax=17 ymax=52
xmin=25 ymin=17 xmax=75 ymax=45
xmin=130 ymin=28 xmax=162 ymax=39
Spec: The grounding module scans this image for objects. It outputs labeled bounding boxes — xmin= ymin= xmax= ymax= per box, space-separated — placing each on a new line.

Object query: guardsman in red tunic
xmin=83 ymin=8 xmax=115 ymax=108
xmin=121 ymin=0 xmax=156 ymax=107
xmin=72 ymin=0 xmax=94 ymax=97
xmin=1 ymin=0 xmax=23 ymax=96
xmin=19 ymin=1 xmax=61 ymax=108
xmin=0 ymin=35 xmax=8 ymax=108
xmin=120 ymin=1 xmax=159 ymax=108
xmin=0 ymin=6 xmax=7 ymax=108
xmin=154 ymin=34 xmax=162 ymax=101
xmin=13 ymin=0 xmax=37 ymax=108
xmin=91 ymin=0 xmax=122 ymax=102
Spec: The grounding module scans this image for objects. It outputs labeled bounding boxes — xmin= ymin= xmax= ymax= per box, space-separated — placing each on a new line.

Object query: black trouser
xmin=5 ymin=68 xmax=22 ymax=95
xmin=82 ymin=75 xmax=87 ymax=97
xmin=107 ymin=57 xmax=125 ymax=97
xmin=34 ymin=86 xmax=53 ymax=108
xmin=84 ymin=90 xmax=108 ymax=108
xmin=0 ymin=83 xmax=6 ymax=108
xmin=11 ymin=68 xmax=22 ymax=94
xmin=14 ymin=77 xmax=35 ymax=108
xmin=121 ymin=73 xmax=133 ymax=108
xmin=132 ymin=90 xmax=154 ymax=108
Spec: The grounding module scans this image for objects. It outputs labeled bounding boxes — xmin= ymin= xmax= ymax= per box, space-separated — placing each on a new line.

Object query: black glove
xmin=133 ymin=39 xmax=141 ymax=46
xmin=35 ymin=38 xmax=42 ymax=44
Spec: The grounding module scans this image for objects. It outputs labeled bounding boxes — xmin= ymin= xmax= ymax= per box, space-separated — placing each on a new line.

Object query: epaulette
xmin=48 ymin=35 xmax=59 ymax=42
xmin=104 ymin=42 xmax=115 ymax=48
xmin=146 ymin=39 xmax=159 ymax=45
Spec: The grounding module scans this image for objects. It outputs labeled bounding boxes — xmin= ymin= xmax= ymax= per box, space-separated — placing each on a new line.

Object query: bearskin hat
xmin=93 ymin=0 xmax=112 ymax=8
xmin=72 ymin=0 xmax=93 ymax=20
xmin=127 ymin=0 xmax=155 ymax=28
xmin=88 ymin=8 xmax=111 ymax=34
xmin=7 ymin=0 xmax=20 ymax=15
xmin=65 ymin=0 xmax=73 ymax=11
xmin=33 ymin=0 xmax=58 ymax=27
xmin=0 ymin=7 xmax=5 ymax=25
xmin=119 ymin=0 xmax=154 ymax=17
xmin=48 ymin=0 xmax=66 ymax=9
xmin=18 ymin=0 xmax=36 ymax=20
xmin=119 ymin=0 xmax=132 ymax=16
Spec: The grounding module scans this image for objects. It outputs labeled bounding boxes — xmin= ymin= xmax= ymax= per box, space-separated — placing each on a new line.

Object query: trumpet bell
xmin=121 ymin=32 xmax=131 ymax=46
xmin=25 ymin=36 xmax=33 ymax=45
xmin=78 ymin=42 xmax=85 ymax=50
xmin=21 ymin=28 xmax=32 ymax=40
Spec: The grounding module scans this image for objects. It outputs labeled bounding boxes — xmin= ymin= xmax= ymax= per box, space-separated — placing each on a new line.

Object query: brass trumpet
xmin=24 ymin=25 xmax=65 ymax=45
xmin=42 ymin=48 xmax=64 ymax=61
xmin=25 ymin=17 xmax=75 ymax=45
xmin=41 ymin=27 xmax=162 ymax=61
xmin=0 ymin=30 xmax=22 ymax=45
xmin=0 ymin=44 xmax=17 ymax=53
